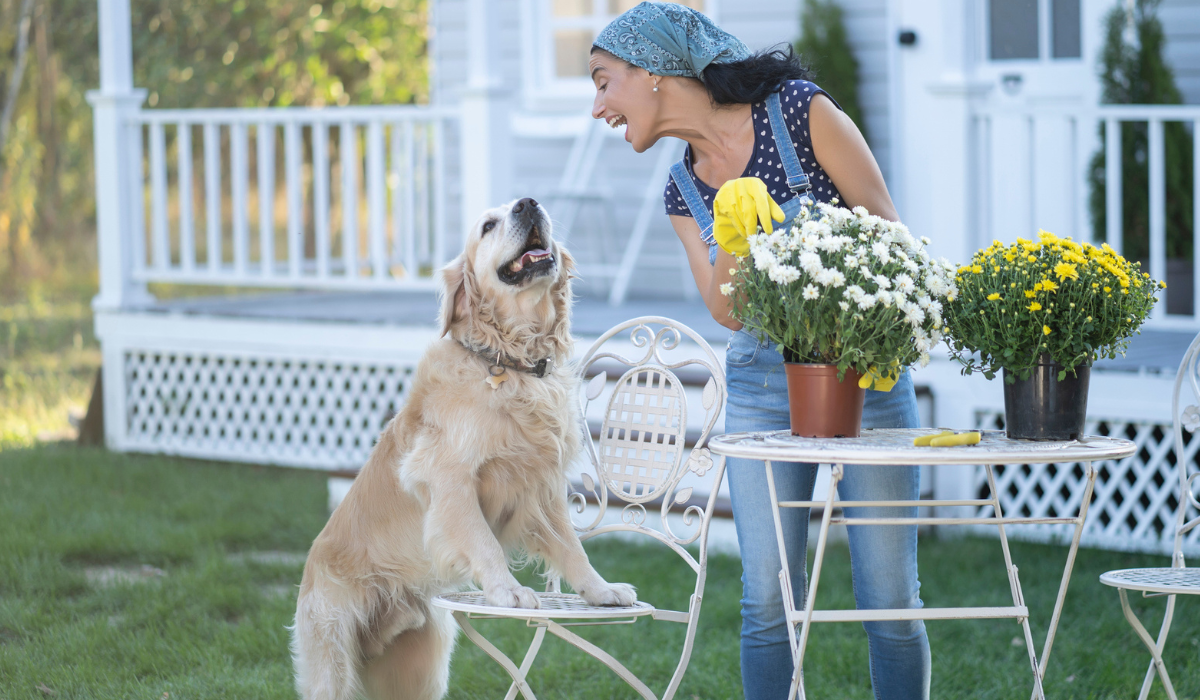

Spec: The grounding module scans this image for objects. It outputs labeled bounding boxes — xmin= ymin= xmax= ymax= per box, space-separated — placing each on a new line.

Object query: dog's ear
xmin=548 ymin=246 xmax=575 ymax=355
xmin=439 ymin=256 xmax=471 ymax=336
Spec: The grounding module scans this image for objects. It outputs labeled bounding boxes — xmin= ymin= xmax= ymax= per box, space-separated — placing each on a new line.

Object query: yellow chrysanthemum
xmin=1103 ymin=286 xmax=1111 ymax=293
xmin=1028 ymin=302 xmax=1042 ymax=311
xmin=1054 ymin=262 xmax=1079 ymax=282
xmin=987 ymin=293 xmax=1001 ymax=301
xmin=1043 ymin=325 xmax=1052 ymax=335
xmin=1041 ymin=279 xmax=1059 ymax=292
xmin=1033 ymin=282 xmax=1044 ymax=292
xmin=971 ymin=264 xmax=983 ymax=274
xmin=1024 ymin=290 xmax=1036 ymax=298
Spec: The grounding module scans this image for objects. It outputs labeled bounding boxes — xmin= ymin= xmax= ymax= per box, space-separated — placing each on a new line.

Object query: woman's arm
xmin=808 ymin=93 xmax=900 ymax=222
xmin=669 ymin=214 xmax=743 ymax=331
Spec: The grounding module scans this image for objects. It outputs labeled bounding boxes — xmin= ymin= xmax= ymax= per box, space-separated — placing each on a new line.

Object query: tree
xmin=0 ymin=0 xmax=429 ymax=299
xmin=793 ymin=0 xmax=865 ymax=137
xmin=1087 ymin=0 xmax=1193 ymax=264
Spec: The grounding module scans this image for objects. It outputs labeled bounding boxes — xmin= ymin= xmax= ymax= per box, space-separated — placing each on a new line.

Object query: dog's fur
xmin=291 ymin=199 xmax=637 ymax=700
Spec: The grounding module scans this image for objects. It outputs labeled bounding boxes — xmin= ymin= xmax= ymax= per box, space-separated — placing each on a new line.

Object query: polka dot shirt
xmin=663 ymin=79 xmax=844 ymax=219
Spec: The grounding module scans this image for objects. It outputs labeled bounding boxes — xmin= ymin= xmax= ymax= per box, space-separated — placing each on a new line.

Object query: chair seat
xmin=1100 ymin=567 xmax=1200 ymax=595
xmin=432 ymin=591 xmax=656 ymax=620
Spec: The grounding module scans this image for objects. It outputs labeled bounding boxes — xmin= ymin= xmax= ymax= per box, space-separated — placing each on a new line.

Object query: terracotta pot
xmin=783 ymin=363 xmax=866 ymax=437
xmin=1002 ymin=355 xmax=1091 ymax=441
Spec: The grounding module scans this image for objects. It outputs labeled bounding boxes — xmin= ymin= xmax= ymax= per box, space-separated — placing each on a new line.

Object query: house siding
xmin=1162 ymin=0 xmax=1200 ymax=104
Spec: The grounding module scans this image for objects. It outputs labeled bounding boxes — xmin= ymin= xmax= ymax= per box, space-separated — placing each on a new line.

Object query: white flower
xmin=768 ymin=263 xmax=801 ymax=285
xmin=719 ymin=283 xmax=734 ymax=296
xmin=877 ymin=293 xmax=893 ymax=308
xmin=871 ymin=241 xmax=891 ymax=263
xmin=844 ymin=255 xmax=859 ymax=268
xmin=904 ymin=304 xmax=926 ymax=326
xmin=845 ymin=284 xmax=866 ymax=301
xmin=798 ymin=251 xmax=824 ymax=275
xmin=921 ymin=236 xmax=932 ymax=245
xmin=903 ymin=259 xmax=920 ymax=273
xmin=917 ymin=294 xmax=932 ymax=310
xmin=860 ymin=265 xmax=872 ymax=277
xmin=892 ymin=290 xmax=907 ymax=307
xmin=857 ymin=294 xmax=877 ymax=310
xmin=895 ymin=274 xmax=915 ymax=294
xmin=873 ymin=274 xmax=892 ymax=290
xmin=914 ymin=333 xmax=931 ymax=353
xmin=852 ymin=205 xmax=869 ymax=217
xmin=919 ymin=351 xmax=931 ymax=368
xmin=803 ymin=284 xmax=820 ymax=300
xmin=816 ymin=268 xmax=846 ymax=288
xmin=838 ymin=301 xmax=850 ymax=311
xmin=817 ymin=235 xmax=848 ymax=253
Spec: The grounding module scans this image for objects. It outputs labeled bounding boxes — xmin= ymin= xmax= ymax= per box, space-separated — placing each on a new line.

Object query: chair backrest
xmin=570 ymin=316 xmax=727 ymax=576
xmin=1171 ymin=332 xmax=1200 ymax=565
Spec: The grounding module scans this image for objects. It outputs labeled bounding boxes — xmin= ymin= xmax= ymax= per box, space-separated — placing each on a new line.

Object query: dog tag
xmin=485 ymin=365 xmax=509 ymax=390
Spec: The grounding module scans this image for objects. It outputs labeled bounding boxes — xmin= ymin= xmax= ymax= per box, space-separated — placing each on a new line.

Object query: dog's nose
xmin=512 ymin=198 xmax=538 ymax=216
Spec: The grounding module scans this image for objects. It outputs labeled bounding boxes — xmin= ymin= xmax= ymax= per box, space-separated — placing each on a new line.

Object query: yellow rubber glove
xmin=858 ymin=361 xmax=900 ymax=392
xmin=712 ymin=177 xmax=785 ymax=257
xmin=913 ymin=430 xmax=953 ymax=446
xmin=929 ymin=432 xmax=981 ymax=447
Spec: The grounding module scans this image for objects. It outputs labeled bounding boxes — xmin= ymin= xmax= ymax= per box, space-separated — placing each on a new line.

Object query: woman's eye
xmin=482 ymin=221 xmax=496 ymax=234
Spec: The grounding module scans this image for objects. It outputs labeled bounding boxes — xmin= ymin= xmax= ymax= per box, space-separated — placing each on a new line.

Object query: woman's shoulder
xmin=776 ymin=79 xmax=838 ymax=108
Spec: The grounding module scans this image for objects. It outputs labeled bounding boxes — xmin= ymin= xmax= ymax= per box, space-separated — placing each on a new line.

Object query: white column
xmin=459 ymin=0 xmax=514 ymax=229
xmin=88 ymin=0 xmax=149 ymax=312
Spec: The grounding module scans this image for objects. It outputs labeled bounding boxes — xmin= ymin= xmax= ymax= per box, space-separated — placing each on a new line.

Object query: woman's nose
xmin=591 ymin=95 xmax=605 ymax=120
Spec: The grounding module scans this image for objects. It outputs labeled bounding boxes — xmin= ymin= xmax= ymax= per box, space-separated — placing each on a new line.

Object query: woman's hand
xmin=712 ymin=177 xmax=785 ymax=256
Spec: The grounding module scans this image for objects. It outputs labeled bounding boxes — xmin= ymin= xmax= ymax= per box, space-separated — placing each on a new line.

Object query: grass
xmin=1 ymin=444 xmax=1199 ymax=699
xmin=0 ymin=296 xmax=100 ymax=447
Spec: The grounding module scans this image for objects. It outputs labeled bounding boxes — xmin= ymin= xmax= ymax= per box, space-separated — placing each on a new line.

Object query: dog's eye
xmin=482 ymin=220 xmax=497 ymax=235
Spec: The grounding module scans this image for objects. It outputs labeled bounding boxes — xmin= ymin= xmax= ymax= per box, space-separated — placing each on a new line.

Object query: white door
xmin=973 ymin=0 xmax=1106 ymax=245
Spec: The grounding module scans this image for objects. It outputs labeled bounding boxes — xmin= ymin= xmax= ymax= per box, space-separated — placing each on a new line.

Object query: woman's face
xmin=589 ymin=51 xmax=659 ymax=153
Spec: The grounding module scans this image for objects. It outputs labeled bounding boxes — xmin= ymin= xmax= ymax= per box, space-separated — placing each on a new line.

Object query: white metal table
xmin=708 ymin=428 xmax=1136 ymax=700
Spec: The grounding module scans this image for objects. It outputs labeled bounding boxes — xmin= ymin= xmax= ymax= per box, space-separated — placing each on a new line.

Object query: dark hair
xmin=702 ymin=44 xmax=811 ymax=105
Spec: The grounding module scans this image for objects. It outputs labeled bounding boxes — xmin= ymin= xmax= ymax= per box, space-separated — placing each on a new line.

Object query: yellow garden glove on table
xmin=713 ymin=177 xmax=785 ymax=257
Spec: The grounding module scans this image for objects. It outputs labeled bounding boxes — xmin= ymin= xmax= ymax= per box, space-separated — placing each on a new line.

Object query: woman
xmin=588 ymin=4 xmax=931 ymax=699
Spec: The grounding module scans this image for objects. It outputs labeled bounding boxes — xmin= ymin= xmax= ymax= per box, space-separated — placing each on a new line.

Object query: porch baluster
xmin=257 ymin=122 xmax=275 ymax=279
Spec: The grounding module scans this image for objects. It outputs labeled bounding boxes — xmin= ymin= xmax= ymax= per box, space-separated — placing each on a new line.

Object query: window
xmin=988 ymin=0 xmax=1080 ymax=61
xmin=545 ymin=0 xmax=706 ymax=81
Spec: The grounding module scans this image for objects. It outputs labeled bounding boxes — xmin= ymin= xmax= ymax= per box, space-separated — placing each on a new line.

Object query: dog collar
xmin=459 ymin=342 xmax=551 ymax=379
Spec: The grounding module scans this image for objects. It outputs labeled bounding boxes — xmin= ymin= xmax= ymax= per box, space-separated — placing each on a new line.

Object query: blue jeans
xmin=724 ymin=329 xmax=931 ymax=700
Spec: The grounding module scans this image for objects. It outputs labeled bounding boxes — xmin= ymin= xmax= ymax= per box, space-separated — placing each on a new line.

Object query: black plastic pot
xmin=1002 ymin=356 xmax=1091 ymax=441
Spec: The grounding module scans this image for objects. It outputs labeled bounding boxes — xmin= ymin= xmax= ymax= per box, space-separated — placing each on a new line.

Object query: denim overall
xmin=671 ymin=90 xmax=931 ymax=700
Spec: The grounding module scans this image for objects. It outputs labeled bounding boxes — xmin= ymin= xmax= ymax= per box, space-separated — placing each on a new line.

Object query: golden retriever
xmin=291 ymin=198 xmax=637 ymax=700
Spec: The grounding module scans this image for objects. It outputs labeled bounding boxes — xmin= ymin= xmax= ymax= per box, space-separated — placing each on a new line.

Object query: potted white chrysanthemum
xmin=724 ymin=200 xmax=958 ymax=437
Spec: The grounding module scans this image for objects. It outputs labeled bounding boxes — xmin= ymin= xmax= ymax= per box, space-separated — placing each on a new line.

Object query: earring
xmin=653 ymin=80 xmax=659 ymax=92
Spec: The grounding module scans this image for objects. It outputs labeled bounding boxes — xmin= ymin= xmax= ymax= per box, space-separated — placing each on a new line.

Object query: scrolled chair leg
xmin=1117 ymin=588 xmax=1179 ymax=700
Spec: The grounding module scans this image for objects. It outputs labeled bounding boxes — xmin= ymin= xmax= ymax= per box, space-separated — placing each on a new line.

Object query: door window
xmin=988 ymin=0 xmax=1080 ymax=61
xmin=546 ymin=0 xmax=706 ymax=80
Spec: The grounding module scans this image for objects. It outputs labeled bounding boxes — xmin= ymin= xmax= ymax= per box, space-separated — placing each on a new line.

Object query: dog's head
xmin=439 ymin=198 xmax=574 ymax=359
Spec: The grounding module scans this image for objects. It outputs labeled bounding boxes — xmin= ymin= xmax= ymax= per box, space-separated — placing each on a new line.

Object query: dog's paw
xmin=485 ymin=583 xmax=541 ymax=609
xmin=581 ymin=581 xmax=638 ymax=607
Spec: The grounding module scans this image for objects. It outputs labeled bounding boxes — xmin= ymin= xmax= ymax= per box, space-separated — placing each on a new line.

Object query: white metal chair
xmin=433 ymin=316 xmax=728 ymax=700
xmin=1099 ymin=331 xmax=1200 ymax=700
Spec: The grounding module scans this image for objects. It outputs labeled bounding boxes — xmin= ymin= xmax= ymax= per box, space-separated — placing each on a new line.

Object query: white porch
xmin=88 ymin=0 xmax=1196 ymax=557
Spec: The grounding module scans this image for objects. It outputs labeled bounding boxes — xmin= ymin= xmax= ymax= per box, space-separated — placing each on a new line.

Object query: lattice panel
xmin=971 ymin=411 xmax=1200 ymax=556
xmin=599 ymin=367 xmax=685 ymax=501
xmin=124 ymin=349 xmax=414 ymax=469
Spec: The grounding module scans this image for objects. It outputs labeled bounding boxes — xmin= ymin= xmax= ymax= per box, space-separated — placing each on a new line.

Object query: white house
xmin=90 ymin=0 xmax=1198 ymax=555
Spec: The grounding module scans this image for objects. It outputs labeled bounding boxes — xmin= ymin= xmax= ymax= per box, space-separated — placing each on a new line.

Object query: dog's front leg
xmin=530 ymin=493 xmax=637 ymax=608
xmin=422 ymin=475 xmax=540 ymax=609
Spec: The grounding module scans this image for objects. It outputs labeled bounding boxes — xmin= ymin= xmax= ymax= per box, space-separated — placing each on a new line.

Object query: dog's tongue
xmin=520 ymin=249 xmax=551 ymax=265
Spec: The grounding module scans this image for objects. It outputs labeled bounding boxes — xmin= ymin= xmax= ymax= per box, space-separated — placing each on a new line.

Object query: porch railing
xmin=970 ymin=103 xmax=1199 ymax=329
xmin=127 ymin=105 xmax=456 ymax=291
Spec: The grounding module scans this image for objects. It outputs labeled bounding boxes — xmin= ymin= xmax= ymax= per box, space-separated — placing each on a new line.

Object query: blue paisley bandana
xmin=593 ymin=2 xmax=751 ymax=79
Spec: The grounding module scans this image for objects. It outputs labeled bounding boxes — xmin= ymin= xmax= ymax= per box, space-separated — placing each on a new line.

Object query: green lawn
xmin=1 ymin=444 xmax=1196 ymax=699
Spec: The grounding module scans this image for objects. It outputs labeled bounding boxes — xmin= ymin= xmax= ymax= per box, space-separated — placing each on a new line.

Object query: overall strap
xmin=670 ymin=159 xmax=719 ymax=265
xmin=765 ymin=91 xmax=814 ymax=201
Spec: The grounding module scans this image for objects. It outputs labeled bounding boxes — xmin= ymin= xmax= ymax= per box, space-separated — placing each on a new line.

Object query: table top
xmin=708 ymin=429 xmax=1137 ymax=465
